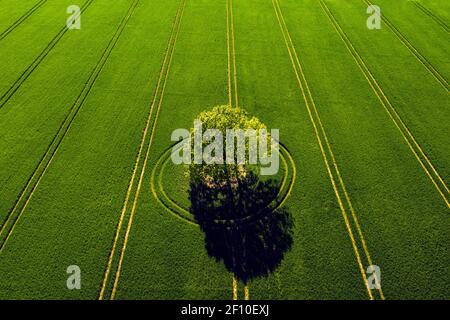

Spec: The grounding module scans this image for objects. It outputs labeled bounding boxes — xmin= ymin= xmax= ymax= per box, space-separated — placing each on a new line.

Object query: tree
xmin=188 ymin=105 xmax=268 ymax=188
xmin=187 ymin=105 xmax=293 ymax=285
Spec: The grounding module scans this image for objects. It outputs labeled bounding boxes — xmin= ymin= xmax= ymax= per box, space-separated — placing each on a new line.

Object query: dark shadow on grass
xmin=189 ymin=172 xmax=294 ymax=284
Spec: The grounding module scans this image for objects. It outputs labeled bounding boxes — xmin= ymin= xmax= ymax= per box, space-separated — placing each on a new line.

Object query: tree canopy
xmin=188 ymin=105 xmax=269 ymax=188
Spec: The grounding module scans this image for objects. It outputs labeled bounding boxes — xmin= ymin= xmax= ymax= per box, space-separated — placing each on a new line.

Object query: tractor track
xmin=0 ymin=0 xmax=48 ymax=41
xmin=413 ymin=1 xmax=449 ymax=33
xmin=273 ymin=0 xmax=384 ymax=300
xmin=98 ymin=0 xmax=187 ymax=300
xmin=0 ymin=0 xmax=95 ymax=110
xmin=0 ymin=0 xmax=141 ymax=253
xmin=320 ymin=0 xmax=450 ymax=208
xmin=362 ymin=0 xmax=449 ymax=92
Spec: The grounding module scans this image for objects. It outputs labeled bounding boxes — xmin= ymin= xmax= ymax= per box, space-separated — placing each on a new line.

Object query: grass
xmin=0 ymin=0 xmax=448 ymax=299
xmin=269 ymin=0 xmax=448 ymax=299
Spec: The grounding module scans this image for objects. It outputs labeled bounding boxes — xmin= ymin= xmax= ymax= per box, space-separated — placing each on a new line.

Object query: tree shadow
xmin=189 ymin=172 xmax=294 ymax=284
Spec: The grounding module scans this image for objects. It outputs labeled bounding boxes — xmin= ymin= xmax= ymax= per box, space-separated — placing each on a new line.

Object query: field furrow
xmin=320 ymin=1 xmax=449 ymax=207
xmin=418 ymin=0 xmax=450 ymax=24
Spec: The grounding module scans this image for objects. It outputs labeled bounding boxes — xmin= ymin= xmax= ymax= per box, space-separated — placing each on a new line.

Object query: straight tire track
xmin=227 ymin=0 xmax=245 ymax=299
xmin=228 ymin=0 xmax=253 ymax=300
xmin=227 ymin=0 xmax=237 ymax=300
xmin=362 ymin=0 xmax=449 ymax=92
xmin=273 ymin=0 xmax=384 ymax=300
xmin=0 ymin=0 xmax=141 ymax=253
xmin=226 ymin=0 xmax=233 ymax=107
xmin=0 ymin=0 xmax=94 ymax=109
xmin=0 ymin=0 xmax=48 ymax=41
xmin=227 ymin=0 xmax=239 ymax=109
xmin=320 ymin=0 xmax=450 ymax=208
xmin=232 ymin=276 xmax=238 ymax=300
xmin=98 ymin=0 xmax=187 ymax=300
xmin=413 ymin=1 xmax=449 ymax=34
xmin=229 ymin=0 xmax=239 ymax=109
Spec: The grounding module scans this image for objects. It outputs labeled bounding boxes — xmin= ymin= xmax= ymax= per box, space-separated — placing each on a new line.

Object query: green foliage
xmin=188 ymin=105 xmax=269 ymax=187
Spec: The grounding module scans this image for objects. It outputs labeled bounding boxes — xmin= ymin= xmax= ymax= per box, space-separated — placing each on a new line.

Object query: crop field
xmin=0 ymin=0 xmax=448 ymax=300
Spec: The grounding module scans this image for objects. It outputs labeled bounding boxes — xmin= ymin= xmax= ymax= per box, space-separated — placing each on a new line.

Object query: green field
xmin=0 ymin=0 xmax=448 ymax=300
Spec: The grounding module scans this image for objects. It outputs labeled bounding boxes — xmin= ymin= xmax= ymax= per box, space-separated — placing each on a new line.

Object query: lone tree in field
xmin=188 ymin=105 xmax=268 ymax=188
xmin=187 ymin=105 xmax=293 ymax=285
